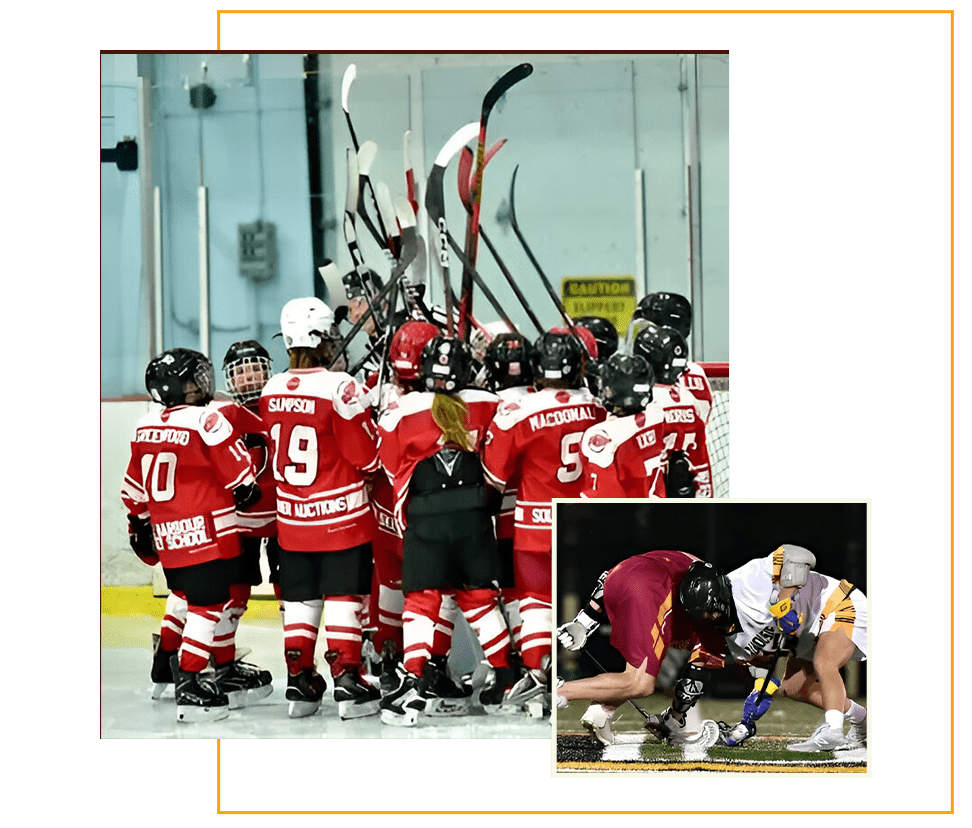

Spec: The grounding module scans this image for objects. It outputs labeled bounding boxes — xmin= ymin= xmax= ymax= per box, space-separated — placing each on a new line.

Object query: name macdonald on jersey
xmin=527 ymin=405 xmax=597 ymax=432
xmin=266 ymin=397 xmax=316 ymax=414
xmin=136 ymin=427 xmax=191 ymax=446
xmin=664 ymin=408 xmax=697 ymax=424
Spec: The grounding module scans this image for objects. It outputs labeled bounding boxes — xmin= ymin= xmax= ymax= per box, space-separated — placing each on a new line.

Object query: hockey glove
xmin=743 ymin=676 xmax=780 ymax=722
xmin=723 ymin=719 xmax=756 ymax=747
xmin=557 ymin=609 xmax=600 ymax=651
xmin=665 ymin=450 xmax=696 ymax=498
xmin=128 ymin=515 xmax=159 ymax=567
xmin=769 ymin=597 xmax=801 ymax=635
xmin=233 ymin=481 xmax=261 ymax=511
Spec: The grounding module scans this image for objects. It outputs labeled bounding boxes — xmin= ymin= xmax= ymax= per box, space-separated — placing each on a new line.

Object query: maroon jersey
xmin=482 ymin=387 xmax=606 ymax=553
xmin=121 ymin=403 xmax=256 ymax=569
xmin=579 ymin=404 xmax=666 ymax=498
xmin=602 ymin=550 xmax=724 ymax=675
xmin=653 ymin=383 xmax=713 ymax=498
xmin=259 ymin=368 xmax=379 ymax=552
xmin=214 ymin=400 xmax=276 ymax=537
xmin=376 ymin=388 xmax=499 ymax=531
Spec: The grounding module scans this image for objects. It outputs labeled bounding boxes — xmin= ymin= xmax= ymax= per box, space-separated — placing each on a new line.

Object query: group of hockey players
xmin=120 ymin=276 xmax=718 ymax=726
xmin=555 ymin=544 xmax=868 ymax=754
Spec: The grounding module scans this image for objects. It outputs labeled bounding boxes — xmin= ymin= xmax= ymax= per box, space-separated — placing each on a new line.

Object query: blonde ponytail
xmin=431 ymin=394 xmax=472 ymax=450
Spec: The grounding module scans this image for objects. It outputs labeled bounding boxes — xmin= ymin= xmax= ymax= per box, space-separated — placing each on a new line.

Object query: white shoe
xmin=788 ymin=723 xmax=849 ymax=752
xmin=845 ymin=718 xmax=867 ymax=747
xmin=581 ymin=704 xmax=616 ymax=745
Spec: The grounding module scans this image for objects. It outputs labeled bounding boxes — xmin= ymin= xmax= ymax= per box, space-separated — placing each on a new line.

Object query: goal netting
xmin=699 ymin=362 xmax=729 ymax=498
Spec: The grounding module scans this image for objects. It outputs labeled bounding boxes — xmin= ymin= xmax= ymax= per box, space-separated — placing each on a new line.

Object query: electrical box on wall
xmin=238 ymin=222 xmax=277 ymax=282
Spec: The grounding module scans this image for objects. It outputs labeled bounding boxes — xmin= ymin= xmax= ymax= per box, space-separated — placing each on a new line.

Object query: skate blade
xmin=227 ymin=684 xmax=273 ymax=709
xmin=287 ymin=698 xmax=322 ymax=719
xmin=485 ymin=702 xmax=538 ymax=718
xmin=379 ymin=708 xmax=419 ymax=727
xmin=151 ymin=683 xmax=170 ymax=700
xmin=176 ymin=704 xmax=229 ymax=723
xmin=423 ymin=698 xmax=470 ymax=717
xmin=338 ymin=699 xmax=380 ymax=720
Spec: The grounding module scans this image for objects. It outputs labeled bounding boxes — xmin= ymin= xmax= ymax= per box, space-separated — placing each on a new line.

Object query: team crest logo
xmin=555 ymin=390 xmax=571 ymax=403
xmin=286 ymin=376 xmax=301 ymax=391
xmin=635 ymin=412 xmax=646 ymax=428
xmin=203 ymin=412 xmax=220 ymax=432
xmin=587 ymin=432 xmax=611 ymax=453
xmin=160 ymin=410 xmax=170 ymax=423
xmin=341 ymin=381 xmax=358 ymax=405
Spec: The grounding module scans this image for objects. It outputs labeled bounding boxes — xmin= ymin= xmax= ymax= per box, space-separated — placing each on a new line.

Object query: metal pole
xmin=198 ymin=185 xmax=210 ymax=357
xmin=153 ymin=186 xmax=163 ymax=355
xmin=136 ymin=76 xmax=157 ymax=357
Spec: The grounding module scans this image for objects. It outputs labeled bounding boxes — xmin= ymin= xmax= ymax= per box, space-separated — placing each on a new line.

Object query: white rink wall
xmin=102 ymin=400 xmax=155 ymax=586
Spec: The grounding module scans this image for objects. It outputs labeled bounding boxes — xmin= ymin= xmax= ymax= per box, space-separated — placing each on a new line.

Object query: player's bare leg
xmin=785 ymin=632 xmax=857 ymax=752
xmin=557 ymin=657 xmax=655 ymax=708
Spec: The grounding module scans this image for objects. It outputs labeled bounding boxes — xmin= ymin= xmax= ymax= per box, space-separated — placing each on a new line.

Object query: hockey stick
xmin=581 ymin=649 xmax=653 ymax=723
xmin=426 ymin=122 xmax=479 ymax=339
xmin=343 ymin=148 xmax=386 ymax=334
xmin=459 ymin=144 xmax=545 ymax=337
xmin=459 ymin=62 xmax=533 ymax=342
xmin=403 ymin=129 xmax=419 ymax=219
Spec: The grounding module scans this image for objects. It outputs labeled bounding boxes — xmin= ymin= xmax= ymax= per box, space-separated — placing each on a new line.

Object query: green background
xmin=24 ymin=0 xmax=965 ymax=825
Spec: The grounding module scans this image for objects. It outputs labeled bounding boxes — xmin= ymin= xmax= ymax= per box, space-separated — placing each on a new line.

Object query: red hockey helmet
xmin=389 ymin=320 xmax=440 ymax=383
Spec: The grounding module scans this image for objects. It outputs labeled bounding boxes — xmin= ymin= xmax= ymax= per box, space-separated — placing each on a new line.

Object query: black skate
xmin=419 ymin=657 xmax=470 ymax=717
xmin=379 ymin=666 xmax=425 ymax=727
xmin=333 ymin=669 xmax=381 ymax=720
xmin=481 ymin=663 xmax=544 ymax=717
xmin=170 ymin=655 xmax=230 ymax=724
xmin=216 ymin=660 xmax=273 ymax=709
xmin=151 ymin=633 xmax=178 ymax=700
xmin=285 ymin=668 xmax=327 ymax=719
xmin=379 ymin=640 xmax=402 ymax=697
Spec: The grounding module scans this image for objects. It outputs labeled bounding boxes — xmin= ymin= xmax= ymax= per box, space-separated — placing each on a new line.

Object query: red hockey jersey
xmin=259 ymin=368 xmax=379 ymax=552
xmin=579 ymin=404 xmax=666 ymax=498
xmin=680 ymin=362 xmax=713 ymax=425
xmin=214 ymin=400 xmax=276 ymax=537
xmin=121 ymin=403 xmax=256 ymax=569
xmin=654 ymin=383 xmax=713 ymax=498
xmin=377 ymin=388 xmax=499 ymax=532
xmin=482 ymin=387 xmax=606 ymax=553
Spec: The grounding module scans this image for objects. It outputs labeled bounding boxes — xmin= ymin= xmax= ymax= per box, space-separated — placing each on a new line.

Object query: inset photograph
xmin=554 ymin=500 xmax=867 ymax=773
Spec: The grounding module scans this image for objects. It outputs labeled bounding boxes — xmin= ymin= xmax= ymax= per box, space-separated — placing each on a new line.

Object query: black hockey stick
xmin=459 ymin=62 xmax=533 ymax=342
xmin=459 ymin=144 xmax=545 ymax=337
xmin=426 ymin=121 xmax=479 ymax=339
xmin=343 ymin=148 xmax=386 ymax=334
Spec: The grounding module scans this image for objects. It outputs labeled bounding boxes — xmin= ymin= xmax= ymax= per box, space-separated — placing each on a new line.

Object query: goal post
xmin=699 ymin=362 xmax=729 ymax=498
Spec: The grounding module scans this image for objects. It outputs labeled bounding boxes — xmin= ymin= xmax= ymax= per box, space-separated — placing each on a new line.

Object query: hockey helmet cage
xmin=389 ymin=320 xmax=440 ymax=383
xmin=599 ymin=353 xmax=655 ymax=415
xmin=420 ymin=336 xmax=474 ymax=393
xmin=678 ymin=561 xmax=738 ymax=634
xmin=146 ymin=348 xmax=215 ymax=408
xmin=278 ymin=297 xmax=337 ymax=350
xmin=532 ymin=331 xmax=586 ymax=386
xmin=634 ymin=292 xmax=693 ymax=340
xmin=575 ymin=316 xmax=620 ymax=360
xmin=222 ymin=339 xmax=273 ymax=405
xmin=484 ymin=332 xmax=536 ymax=391
xmin=632 ymin=322 xmax=689 ymax=385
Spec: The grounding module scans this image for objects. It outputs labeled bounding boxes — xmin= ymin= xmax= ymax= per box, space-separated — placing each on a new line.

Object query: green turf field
xmin=556 ymin=696 xmax=867 ymax=772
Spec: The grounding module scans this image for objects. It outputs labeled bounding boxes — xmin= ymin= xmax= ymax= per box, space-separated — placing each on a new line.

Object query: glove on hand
xmin=724 ymin=719 xmax=756 ymax=747
xmin=742 ymin=677 xmax=780 ymax=722
xmin=556 ymin=609 xmax=599 ymax=651
xmin=769 ymin=598 xmax=801 ymax=634
xmin=128 ymin=515 xmax=159 ymax=566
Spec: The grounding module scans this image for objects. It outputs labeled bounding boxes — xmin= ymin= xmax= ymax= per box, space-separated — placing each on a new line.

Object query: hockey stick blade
xmin=341 ymin=64 xmax=359 ymax=149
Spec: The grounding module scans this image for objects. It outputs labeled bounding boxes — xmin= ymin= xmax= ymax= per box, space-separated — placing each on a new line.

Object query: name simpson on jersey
xmin=528 ymin=405 xmax=598 ymax=432
xmin=266 ymin=397 xmax=316 ymax=414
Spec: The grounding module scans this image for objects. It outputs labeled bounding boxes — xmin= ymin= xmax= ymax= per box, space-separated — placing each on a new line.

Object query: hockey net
xmin=699 ymin=362 xmax=729 ymax=498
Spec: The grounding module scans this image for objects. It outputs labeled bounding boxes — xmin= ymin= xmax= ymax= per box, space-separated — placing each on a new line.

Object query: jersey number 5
xmin=557 ymin=432 xmax=584 ymax=484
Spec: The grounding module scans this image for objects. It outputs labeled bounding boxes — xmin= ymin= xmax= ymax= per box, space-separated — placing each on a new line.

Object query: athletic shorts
xmin=277 ymin=542 xmax=374 ymax=602
xmin=163 ymin=557 xmax=236 ymax=607
xmin=796 ymin=582 xmax=868 ymax=661
xmin=496 ymin=536 xmax=516 ymax=590
xmin=402 ymin=508 xmax=499 ymax=593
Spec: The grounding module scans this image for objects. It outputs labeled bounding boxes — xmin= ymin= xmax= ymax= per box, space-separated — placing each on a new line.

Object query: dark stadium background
xmin=554 ymin=501 xmax=867 ymax=698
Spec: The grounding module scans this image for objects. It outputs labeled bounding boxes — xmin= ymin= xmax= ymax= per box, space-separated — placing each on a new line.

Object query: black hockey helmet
xmin=599 ymin=353 xmax=655 ymax=415
xmin=531 ymin=330 xmax=585 ymax=387
xmin=678 ymin=561 xmax=738 ymax=634
xmin=632 ymin=322 xmax=689 ymax=385
xmin=633 ymin=292 xmax=693 ymax=340
xmin=575 ymin=316 xmax=620 ymax=360
xmin=420 ymin=336 xmax=474 ymax=393
xmin=146 ymin=348 xmax=215 ymax=407
xmin=342 ymin=267 xmax=383 ymax=300
xmin=484 ymin=332 xmax=536 ymax=392
xmin=222 ymin=339 xmax=273 ymax=405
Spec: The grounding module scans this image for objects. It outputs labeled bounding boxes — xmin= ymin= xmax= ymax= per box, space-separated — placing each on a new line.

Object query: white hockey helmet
xmin=279 ymin=297 xmax=337 ymax=349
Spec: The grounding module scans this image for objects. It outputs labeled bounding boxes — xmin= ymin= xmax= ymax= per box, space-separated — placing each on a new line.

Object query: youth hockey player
xmin=121 ymin=348 xmax=261 ymax=723
xmin=483 ymin=330 xmax=607 ymax=705
xmin=259 ymin=298 xmax=382 ymax=720
xmin=376 ymin=335 xmax=515 ymax=725
xmin=632 ymin=323 xmax=713 ymax=497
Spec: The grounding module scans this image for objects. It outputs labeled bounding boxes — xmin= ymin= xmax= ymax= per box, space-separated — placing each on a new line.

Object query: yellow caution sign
xmin=561 ymin=276 xmax=637 ymax=339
